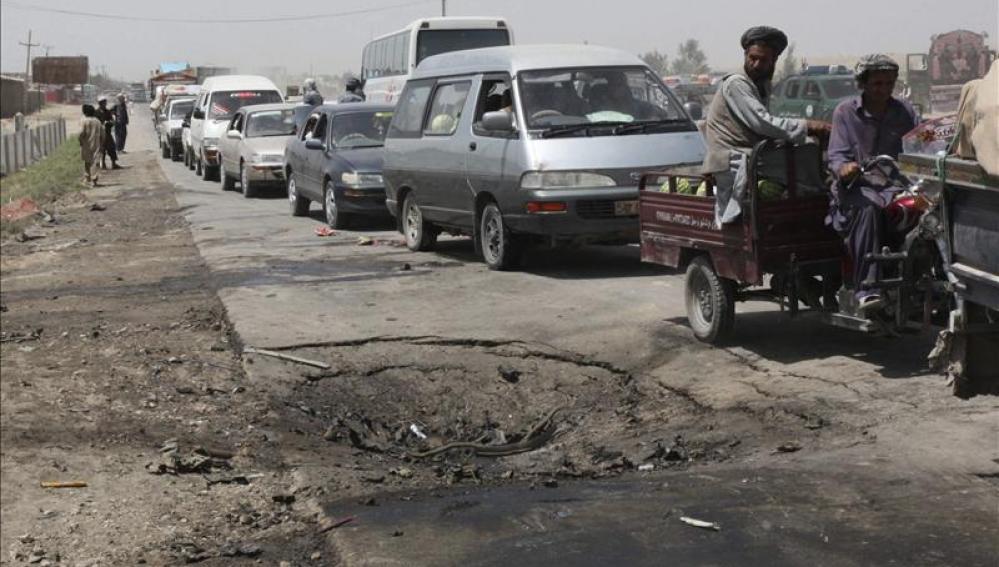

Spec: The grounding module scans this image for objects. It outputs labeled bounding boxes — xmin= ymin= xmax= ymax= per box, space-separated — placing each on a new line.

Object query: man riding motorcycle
xmin=827 ymin=54 xmax=919 ymax=313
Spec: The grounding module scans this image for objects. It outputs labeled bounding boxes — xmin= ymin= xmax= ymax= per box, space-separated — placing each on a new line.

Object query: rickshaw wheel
xmin=685 ymin=256 xmax=735 ymax=344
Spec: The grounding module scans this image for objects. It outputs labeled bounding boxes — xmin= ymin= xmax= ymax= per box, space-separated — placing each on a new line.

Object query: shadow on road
xmin=665 ymin=310 xmax=936 ymax=379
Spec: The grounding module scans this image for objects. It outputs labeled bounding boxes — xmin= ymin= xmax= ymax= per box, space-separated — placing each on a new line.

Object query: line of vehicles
xmin=150 ymin=16 xmax=997 ymax=396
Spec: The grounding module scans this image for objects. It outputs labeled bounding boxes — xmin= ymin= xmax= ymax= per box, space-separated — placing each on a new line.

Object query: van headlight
xmin=341 ymin=172 xmax=383 ymax=188
xmin=520 ymin=171 xmax=616 ymax=189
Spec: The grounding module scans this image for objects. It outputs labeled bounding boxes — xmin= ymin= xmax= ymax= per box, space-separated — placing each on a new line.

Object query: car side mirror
xmin=181 ymin=119 xmax=190 ymax=127
xmin=305 ymin=138 xmax=325 ymax=150
xmin=192 ymin=108 xmax=205 ymax=119
xmin=481 ymin=110 xmax=515 ymax=132
xmin=683 ymin=102 xmax=703 ymax=121
xmin=227 ymin=130 xmax=241 ymax=139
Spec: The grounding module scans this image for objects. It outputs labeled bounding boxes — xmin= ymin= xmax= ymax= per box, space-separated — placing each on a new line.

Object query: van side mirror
xmin=305 ymin=138 xmax=325 ymax=151
xmin=683 ymin=102 xmax=703 ymax=121
xmin=227 ymin=129 xmax=241 ymax=139
xmin=192 ymin=108 xmax=205 ymax=119
xmin=481 ymin=111 xmax=515 ymax=132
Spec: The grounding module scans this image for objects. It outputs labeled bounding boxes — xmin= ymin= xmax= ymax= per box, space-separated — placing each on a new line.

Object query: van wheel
xmin=183 ymin=148 xmax=190 ymax=168
xmin=221 ymin=160 xmax=236 ymax=190
xmin=241 ymin=163 xmax=258 ymax=199
xmin=287 ymin=173 xmax=310 ymax=216
xmin=480 ymin=202 xmax=522 ymax=270
xmin=684 ymin=256 xmax=735 ymax=344
xmin=324 ymin=179 xmax=350 ymax=229
xmin=195 ymin=155 xmax=203 ymax=176
xmin=161 ymin=142 xmax=170 ymax=159
xmin=402 ymin=193 xmax=436 ymax=251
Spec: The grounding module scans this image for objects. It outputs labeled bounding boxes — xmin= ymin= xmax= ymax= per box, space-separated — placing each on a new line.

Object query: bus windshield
xmin=416 ymin=29 xmax=510 ymax=64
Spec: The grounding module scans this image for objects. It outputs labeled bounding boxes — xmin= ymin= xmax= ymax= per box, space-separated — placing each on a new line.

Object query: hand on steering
xmin=838 ymin=162 xmax=861 ymax=182
xmin=806 ymin=120 xmax=832 ymax=137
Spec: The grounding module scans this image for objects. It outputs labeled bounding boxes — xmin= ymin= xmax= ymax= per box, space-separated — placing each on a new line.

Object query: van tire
xmin=195 ymin=155 xmax=203 ymax=176
xmin=241 ymin=163 xmax=259 ymax=199
xmin=684 ymin=256 xmax=735 ymax=344
xmin=402 ymin=194 xmax=436 ymax=251
xmin=287 ymin=173 xmax=310 ymax=217
xmin=160 ymin=142 xmax=170 ymax=159
xmin=479 ymin=202 xmax=522 ymax=271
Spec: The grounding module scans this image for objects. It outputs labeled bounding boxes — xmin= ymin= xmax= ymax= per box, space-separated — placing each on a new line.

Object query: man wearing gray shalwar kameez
xmin=702 ymin=26 xmax=831 ymax=226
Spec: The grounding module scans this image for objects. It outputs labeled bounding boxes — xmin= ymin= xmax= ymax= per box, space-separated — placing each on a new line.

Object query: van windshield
xmin=518 ymin=67 xmax=689 ymax=135
xmin=208 ymin=90 xmax=282 ymax=120
xmin=416 ymin=29 xmax=510 ymax=64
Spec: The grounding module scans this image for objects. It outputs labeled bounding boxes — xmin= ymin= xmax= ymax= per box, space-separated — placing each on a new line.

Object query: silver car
xmin=383 ymin=44 xmax=706 ymax=270
xmin=217 ymin=103 xmax=298 ymax=198
xmin=157 ymin=97 xmax=196 ymax=161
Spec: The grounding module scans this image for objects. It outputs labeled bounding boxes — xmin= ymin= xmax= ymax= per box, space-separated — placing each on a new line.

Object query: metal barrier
xmin=0 ymin=117 xmax=68 ymax=176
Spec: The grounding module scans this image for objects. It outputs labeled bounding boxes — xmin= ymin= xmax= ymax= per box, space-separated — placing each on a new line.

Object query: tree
xmin=640 ymin=50 xmax=669 ymax=76
xmin=777 ymin=42 xmax=799 ymax=82
xmin=670 ymin=39 xmax=710 ymax=76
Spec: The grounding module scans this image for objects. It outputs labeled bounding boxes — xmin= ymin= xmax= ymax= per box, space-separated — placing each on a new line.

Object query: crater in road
xmin=251 ymin=337 xmax=764 ymax=483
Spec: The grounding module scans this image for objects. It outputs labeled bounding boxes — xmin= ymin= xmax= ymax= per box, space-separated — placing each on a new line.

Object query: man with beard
xmin=702 ymin=26 xmax=830 ymax=225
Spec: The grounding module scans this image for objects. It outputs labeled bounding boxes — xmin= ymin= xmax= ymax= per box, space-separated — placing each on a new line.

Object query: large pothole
xmin=247 ymin=337 xmax=759 ymax=485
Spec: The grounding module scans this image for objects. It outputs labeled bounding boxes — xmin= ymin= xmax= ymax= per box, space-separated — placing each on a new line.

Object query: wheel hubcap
xmin=406 ymin=202 xmax=420 ymax=242
xmin=288 ymin=178 xmax=297 ymax=204
xmin=484 ymin=212 xmax=502 ymax=260
xmin=691 ymin=272 xmax=713 ymax=322
xmin=241 ymin=167 xmax=247 ymax=192
xmin=325 ymin=186 xmax=337 ymax=224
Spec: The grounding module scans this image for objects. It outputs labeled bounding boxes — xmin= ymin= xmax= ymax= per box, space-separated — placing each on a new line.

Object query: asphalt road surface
xmin=150 ymin=108 xmax=997 ymax=566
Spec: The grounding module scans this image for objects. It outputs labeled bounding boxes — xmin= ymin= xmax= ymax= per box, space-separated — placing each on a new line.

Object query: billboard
xmin=32 ymin=56 xmax=89 ymax=85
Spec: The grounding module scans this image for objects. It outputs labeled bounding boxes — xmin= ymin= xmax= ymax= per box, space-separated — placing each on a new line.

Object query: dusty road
xmin=2 ymin=108 xmax=997 ymax=566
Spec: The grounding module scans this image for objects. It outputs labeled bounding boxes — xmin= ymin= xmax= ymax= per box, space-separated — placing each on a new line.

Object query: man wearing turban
xmin=702 ymin=26 xmax=830 ymax=225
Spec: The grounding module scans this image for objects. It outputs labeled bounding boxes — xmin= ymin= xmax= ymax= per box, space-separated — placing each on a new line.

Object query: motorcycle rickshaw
xmin=637 ymin=139 xmax=949 ymax=344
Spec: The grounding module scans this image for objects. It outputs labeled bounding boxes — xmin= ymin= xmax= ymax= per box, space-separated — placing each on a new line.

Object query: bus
xmin=361 ymin=17 xmax=513 ymax=104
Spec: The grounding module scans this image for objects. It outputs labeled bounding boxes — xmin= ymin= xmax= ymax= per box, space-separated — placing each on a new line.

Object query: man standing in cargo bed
xmin=702 ymin=26 xmax=830 ymax=225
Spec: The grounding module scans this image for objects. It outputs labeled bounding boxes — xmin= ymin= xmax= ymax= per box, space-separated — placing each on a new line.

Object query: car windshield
xmin=823 ymin=78 xmax=859 ymax=99
xmin=331 ymin=111 xmax=394 ymax=148
xmin=169 ymin=100 xmax=194 ymax=119
xmin=416 ymin=29 xmax=510 ymax=64
xmin=518 ymin=67 xmax=687 ymax=132
xmin=245 ymin=109 xmax=297 ymax=137
xmin=208 ymin=90 xmax=282 ymax=120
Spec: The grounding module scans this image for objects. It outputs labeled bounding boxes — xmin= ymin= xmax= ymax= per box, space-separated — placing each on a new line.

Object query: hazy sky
xmin=2 ymin=0 xmax=997 ymax=81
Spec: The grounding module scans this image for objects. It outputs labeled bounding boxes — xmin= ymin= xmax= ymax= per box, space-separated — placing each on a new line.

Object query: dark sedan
xmin=284 ymin=103 xmax=394 ymax=228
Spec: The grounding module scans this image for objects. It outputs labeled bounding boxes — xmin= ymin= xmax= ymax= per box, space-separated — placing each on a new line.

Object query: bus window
xmin=416 ymin=29 xmax=510 ymax=64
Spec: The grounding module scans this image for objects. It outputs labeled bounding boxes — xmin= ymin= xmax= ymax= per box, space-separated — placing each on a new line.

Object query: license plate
xmin=614 ymin=200 xmax=639 ymax=216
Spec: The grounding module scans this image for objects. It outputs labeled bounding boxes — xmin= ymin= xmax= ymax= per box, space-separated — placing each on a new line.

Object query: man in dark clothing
xmin=113 ymin=93 xmax=129 ymax=153
xmin=337 ymin=77 xmax=365 ymax=103
xmin=827 ymin=54 xmax=918 ymax=311
xmin=95 ymin=96 xmax=122 ymax=169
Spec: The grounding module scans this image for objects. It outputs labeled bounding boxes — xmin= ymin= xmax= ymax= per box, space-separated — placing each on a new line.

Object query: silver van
xmin=383 ymin=44 xmax=706 ymax=270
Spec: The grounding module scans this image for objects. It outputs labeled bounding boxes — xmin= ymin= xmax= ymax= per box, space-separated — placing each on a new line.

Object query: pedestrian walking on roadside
xmin=79 ymin=104 xmax=104 ymax=186
xmin=302 ymin=78 xmax=324 ymax=107
xmin=114 ymin=92 xmax=130 ymax=153
xmin=95 ymin=96 xmax=122 ymax=169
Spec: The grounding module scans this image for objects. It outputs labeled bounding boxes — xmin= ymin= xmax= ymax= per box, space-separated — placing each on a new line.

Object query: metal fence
xmin=0 ymin=118 xmax=67 ymax=177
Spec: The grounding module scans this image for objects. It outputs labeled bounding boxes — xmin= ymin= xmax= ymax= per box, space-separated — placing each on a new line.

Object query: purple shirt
xmin=828 ymin=95 xmax=917 ymax=178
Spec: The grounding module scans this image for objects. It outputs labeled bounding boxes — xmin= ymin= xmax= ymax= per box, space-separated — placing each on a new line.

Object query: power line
xmin=0 ymin=0 xmax=435 ymax=24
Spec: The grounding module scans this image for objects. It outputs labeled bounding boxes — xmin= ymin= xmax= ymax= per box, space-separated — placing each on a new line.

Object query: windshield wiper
xmin=539 ymin=124 xmax=595 ymax=138
xmin=611 ymin=119 xmax=689 ymax=135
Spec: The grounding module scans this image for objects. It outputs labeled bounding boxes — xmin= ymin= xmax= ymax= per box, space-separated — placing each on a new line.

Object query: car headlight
xmin=520 ymin=171 xmax=616 ymax=189
xmin=203 ymin=137 xmax=219 ymax=148
xmin=341 ymin=172 xmax=384 ymax=188
xmin=250 ymin=153 xmax=283 ymax=164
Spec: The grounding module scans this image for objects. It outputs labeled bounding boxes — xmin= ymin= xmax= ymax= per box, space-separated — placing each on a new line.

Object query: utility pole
xmin=19 ymin=29 xmax=40 ymax=113
xmin=441 ymin=0 xmax=446 ymax=16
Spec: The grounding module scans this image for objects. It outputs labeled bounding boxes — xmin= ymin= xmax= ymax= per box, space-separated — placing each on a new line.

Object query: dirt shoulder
xmin=1 ymin=149 xmax=332 ymax=565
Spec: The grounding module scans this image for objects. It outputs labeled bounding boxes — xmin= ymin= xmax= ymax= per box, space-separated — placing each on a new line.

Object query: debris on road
xmin=407 ymin=406 xmax=566 ymax=459
xmin=319 ymin=516 xmax=356 ymax=533
xmin=356 ymin=236 xmax=374 ymax=246
xmin=243 ymin=346 xmax=331 ymax=370
xmin=148 ymin=439 xmax=233 ymax=475
xmin=409 ymin=424 xmax=428 ymax=440
xmin=0 ymin=197 xmax=41 ymax=222
xmin=314 ymin=226 xmax=337 ymax=237
xmin=679 ymin=516 xmax=721 ymax=531
xmin=0 ymin=328 xmax=43 ymax=343
xmin=497 ymin=365 xmax=521 ymax=383
xmin=637 ymin=463 xmax=655 ymax=472
xmin=39 ymin=481 xmax=87 ymax=489
xmin=775 ymin=442 xmax=803 ymax=454
xmin=88 ymin=202 xmax=107 ymax=212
